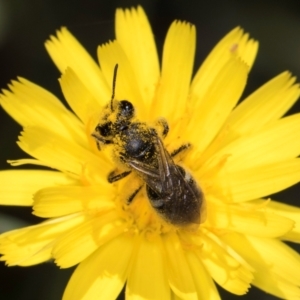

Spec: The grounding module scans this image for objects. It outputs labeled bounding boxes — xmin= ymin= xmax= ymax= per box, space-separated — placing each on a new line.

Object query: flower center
xmin=113 ymin=175 xmax=176 ymax=235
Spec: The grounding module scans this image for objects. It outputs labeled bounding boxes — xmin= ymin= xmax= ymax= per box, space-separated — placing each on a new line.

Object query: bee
xmin=92 ymin=65 xmax=204 ymax=226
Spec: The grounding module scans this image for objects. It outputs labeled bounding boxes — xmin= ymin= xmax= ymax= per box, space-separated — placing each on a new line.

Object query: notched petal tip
xmin=153 ymin=19 xmax=196 ymax=120
xmin=45 ymin=26 xmax=110 ymax=104
xmin=191 ymin=26 xmax=257 ymax=107
xmin=224 ymin=26 xmax=259 ymax=66
xmin=115 ymin=5 xmax=159 ymax=110
xmin=196 ymin=232 xmax=254 ymax=295
xmin=45 ymin=27 xmax=70 ymax=46
xmin=116 ymin=5 xmax=144 ymax=19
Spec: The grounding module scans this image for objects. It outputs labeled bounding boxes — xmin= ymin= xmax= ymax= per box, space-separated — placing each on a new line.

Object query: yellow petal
xmin=8 ymin=158 xmax=60 ymax=169
xmin=0 ymin=170 xmax=73 ymax=206
xmin=53 ymin=211 xmax=125 ymax=268
xmin=222 ymin=233 xmax=300 ymax=299
xmin=200 ymin=72 xmax=300 ymax=163
xmin=163 ymin=233 xmax=197 ymax=300
xmin=202 ymin=114 xmax=300 ymax=172
xmin=212 ymin=158 xmax=300 ymax=203
xmin=0 ymin=214 xmax=84 ymax=266
xmin=170 ymin=291 xmax=183 ymax=300
xmin=60 ymin=68 xmax=102 ymax=125
xmin=18 ymin=126 xmax=111 ymax=178
xmin=206 ymin=200 xmax=294 ymax=238
xmin=222 ymin=72 xmax=300 ymax=140
xmin=127 ymin=235 xmax=170 ymax=300
xmin=153 ymin=21 xmax=196 ymax=120
xmin=97 ymin=41 xmax=146 ymax=115
xmin=185 ymin=251 xmax=221 ymax=300
xmin=0 ymin=78 xmax=87 ymax=146
xmin=0 ymin=241 xmax=51 ymax=266
xmin=197 ymin=232 xmax=253 ymax=295
xmin=191 ymin=27 xmax=258 ymax=107
xmin=116 ymin=6 xmax=159 ymax=107
xmin=252 ymin=199 xmax=300 ymax=243
xmin=33 ymin=184 xmax=115 ymax=217
xmin=186 ymin=57 xmax=248 ymax=155
xmin=63 ymin=234 xmax=133 ymax=300
xmin=45 ymin=27 xmax=110 ymax=105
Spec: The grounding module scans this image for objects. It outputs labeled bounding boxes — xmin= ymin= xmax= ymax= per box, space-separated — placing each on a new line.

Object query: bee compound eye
xmin=97 ymin=122 xmax=112 ymax=137
xmin=119 ymin=100 xmax=134 ymax=119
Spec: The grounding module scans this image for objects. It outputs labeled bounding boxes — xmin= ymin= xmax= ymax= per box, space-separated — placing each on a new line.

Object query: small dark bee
xmin=92 ymin=65 xmax=204 ymax=226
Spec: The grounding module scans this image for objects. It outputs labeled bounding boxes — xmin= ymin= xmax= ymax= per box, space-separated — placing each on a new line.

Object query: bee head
xmin=116 ymin=100 xmax=135 ymax=120
xmin=108 ymin=64 xmax=135 ymax=126
xmin=92 ymin=64 xmax=135 ymax=145
xmin=95 ymin=100 xmax=135 ymax=137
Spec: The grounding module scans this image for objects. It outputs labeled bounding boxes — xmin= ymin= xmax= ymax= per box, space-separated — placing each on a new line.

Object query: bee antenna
xmin=110 ymin=64 xmax=118 ymax=111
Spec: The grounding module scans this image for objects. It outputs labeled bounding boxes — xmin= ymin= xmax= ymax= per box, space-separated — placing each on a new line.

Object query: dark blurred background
xmin=1 ymin=0 xmax=300 ymax=299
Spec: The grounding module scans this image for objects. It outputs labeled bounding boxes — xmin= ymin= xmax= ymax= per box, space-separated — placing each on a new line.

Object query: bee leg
xmin=171 ymin=143 xmax=191 ymax=157
xmin=91 ymin=133 xmax=113 ymax=150
xmin=157 ymin=118 xmax=169 ymax=138
xmin=108 ymin=170 xmax=132 ymax=183
xmin=127 ymin=185 xmax=143 ymax=203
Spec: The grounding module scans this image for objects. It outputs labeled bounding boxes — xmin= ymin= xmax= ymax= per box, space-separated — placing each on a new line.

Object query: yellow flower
xmin=1 ymin=5 xmax=300 ymax=300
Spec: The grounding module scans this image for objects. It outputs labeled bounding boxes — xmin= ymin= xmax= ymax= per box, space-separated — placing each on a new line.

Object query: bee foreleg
xmin=156 ymin=118 xmax=169 ymax=138
xmin=108 ymin=170 xmax=132 ymax=183
xmin=91 ymin=132 xmax=113 ymax=149
xmin=127 ymin=185 xmax=143 ymax=203
xmin=171 ymin=143 xmax=191 ymax=158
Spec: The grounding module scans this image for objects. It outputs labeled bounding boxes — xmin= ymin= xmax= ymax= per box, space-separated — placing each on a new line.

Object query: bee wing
xmin=154 ymin=136 xmax=203 ymax=225
xmin=127 ymin=135 xmax=190 ymax=195
xmin=128 ymin=135 xmax=203 ymax=225
xmin=127 ymin=135 xmax=178 ymax=194
xmin=127 ymin=160 xmax=159 ymax=178
xmin=167 ymin=167 xmax=203 ymax=224
xmin=127 ymin=159 xmax=163 ymax=194
xmin=154 ymin=136 xmax=178 ymax=189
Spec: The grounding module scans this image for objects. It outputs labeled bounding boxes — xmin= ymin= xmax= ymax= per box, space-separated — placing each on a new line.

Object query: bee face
xmin=92 ymin=65 xmax=204 ymax=226
xmin=93 ymin=100 xmax=135 ymax=140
